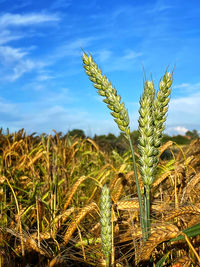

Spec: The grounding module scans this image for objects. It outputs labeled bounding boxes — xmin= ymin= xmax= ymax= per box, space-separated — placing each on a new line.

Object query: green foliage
xmin=171 ymin=134 xmax=190 ymax=145
xmin=68 ymin=129 xmax=86 ymax=139
xmin=186 ymin=129 xmax=199 ymax=140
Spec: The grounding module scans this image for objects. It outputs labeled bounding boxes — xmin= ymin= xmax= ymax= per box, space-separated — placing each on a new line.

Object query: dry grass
xmin=0 ymin=129 xmax=200 ymax=266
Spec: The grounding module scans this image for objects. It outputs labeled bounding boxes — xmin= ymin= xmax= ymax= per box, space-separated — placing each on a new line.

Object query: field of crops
xmin=0 ymin=128 xmax=200 ymax=266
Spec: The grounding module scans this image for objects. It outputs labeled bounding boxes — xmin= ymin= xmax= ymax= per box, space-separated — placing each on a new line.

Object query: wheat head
xmin=100 ymin=184 xmax=112 ymax=266
xmin=63 ymin=202 xmax=97 ymax=245
xmin=138 ymin=80 xmax=155 ymax=186
xmin=82 ymin=52 xmax=130 ymax=136
xmin=153 ymin=71 xmax=172 ymax=165
xmin=64 ymin=176 xmax=86 ymax=210
xmin=164 ymin=206 xmax=200 ymax=222
xmin=140 ymin=223 xmax=180 ymax=261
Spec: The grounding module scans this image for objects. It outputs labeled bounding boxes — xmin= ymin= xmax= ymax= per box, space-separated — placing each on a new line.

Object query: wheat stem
xmin=127 ymin=134 xmax=146 ymax=240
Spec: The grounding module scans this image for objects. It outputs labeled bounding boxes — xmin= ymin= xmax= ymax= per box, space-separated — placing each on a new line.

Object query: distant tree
xmin=94 ymin=133 xmax=117 ymax=152
xmin=116 ymin=133 xmax=129 ymax=154
xmin=162 ymin=133 xmax=171 ymax=144
xmin=130 ymin=130 xmax=140 ymax=145
xmin=171 ymin=135 xmax=190 ymax=145
xmin=185 ymin=129 xmax=199 ymax=140
xmin=68 ymin=129 xmax=86 ymax=139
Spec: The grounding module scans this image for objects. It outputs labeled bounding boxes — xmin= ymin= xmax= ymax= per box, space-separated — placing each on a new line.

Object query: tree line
xmin=68 ymin=128 xmax=199 ymax=154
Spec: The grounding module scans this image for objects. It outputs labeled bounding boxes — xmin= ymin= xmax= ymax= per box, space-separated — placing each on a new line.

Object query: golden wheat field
xmin=0 ymin=129 xmax=200 ymax=267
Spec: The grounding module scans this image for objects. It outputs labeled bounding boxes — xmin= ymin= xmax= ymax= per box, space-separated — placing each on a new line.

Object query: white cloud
xmin=174 ymin=83 xmax=190 ymax=89
xmin=50 ymin=0 xmax=71 ymax=9
xmin=100 ymin=49 xmax=143 ymax=72
xmin=37 ymin=75 xmax=54 ymax=81
xmin=171 ymin=126 xmax=188 ymax=135
xmin=0 ymin=45 xmax=27 ymax=62
xmin=0 ymin=11 xmax=61 ymax=81
xmin=97 ymin=49 xmax=112 ymax=62
xmin=0 ymin=45 xmax=41 ymax=81
xmin=0 ymin=13 xmax=60 ymax=27
xmin=123 ymin=50 xmax=143 ymax=60
xmin=10 ymin=59 xmax=36 ymax=81
xmin=166 ymin=91 xmax=200 ymax=134
xmin=174 ymin=82 xmax=200 ymax=93
xmin=169 ymin=92 xmax=200 ymax=116
xmin=0 ymin=30 xmax=24 ymax=45
xmin=55 ymin=37 xmax=99 ymax=59
xmin=145 ymin=0 xmax=172 ymax=14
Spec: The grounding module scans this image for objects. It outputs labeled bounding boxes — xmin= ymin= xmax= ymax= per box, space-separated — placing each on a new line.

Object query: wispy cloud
xmin=50 ymin=0 xmax=72 ymax=10
xmin=170 ymin=92 xmax=200 ymax=115
xmin=0 ymin=45 xmax=45 ymax=81
xmin=0 ymin=13 xmax=60 ymax=27
xmin=145 ymin=0 xmax=172 ymax=14
xmin=168 ymin=126 xmax=189 ymax=135
xmin=174 ymin=82 xmax=200 ymax=94
xmin=0 ymin=11 xmax=61 ymax=81
xmin=97 ymin=49 xmax=112 ymax=63
xmin=8 ymin=59 xmax=37 ymax=81
xmin=123 ymin=50 xmax=143 ymax=60
xmin=36 ymin=74 xmax=55 ymax=81
xmin=54 ymin=36 xmax=102 ymax=60
xmin=0 ymin=45 xmax=27 ymax=61
xmin=96 ymin=49 xmax=143 ymax=72
xmin=166 ymin=91 xmax=200 ymax=134
xmin=0 ymin=30 xmax=24 ymax=45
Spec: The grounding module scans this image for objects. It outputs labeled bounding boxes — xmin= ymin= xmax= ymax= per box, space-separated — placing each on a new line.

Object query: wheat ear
xmin=64 ymin=176 xmax=86 ymax=210
xmin=164 ymin=206 xmax=200 ymax=222
xmin=53 ymin=207 xmax=75 ymax=232
xmin=63 ymin=202 xmax=97 ymax=245
xmin=153 ymin=71 xmax=172 ymax=164
xmin=140 ymin=224 xmax=180 ymax=261
xmin=138 ymin=80 xmax=155 ymax=238
xmin=100 ymin=185 xmax=112 ymax=267
xmin=138 ymin=72 xmax=172 ymax=237
xmin=82 ymin=52 xmax=130 ymax=135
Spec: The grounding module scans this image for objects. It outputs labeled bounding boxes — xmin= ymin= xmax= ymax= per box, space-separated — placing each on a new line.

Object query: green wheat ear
xmin=153 ymin=71 xmax=172 ymax=165
xmin=82 ymin=52 xmax=130 ymax=136
xmin=138 ymin=80 xmax=155 ymax=186
xmin=100 ymin=184 xmax=112 ymax=267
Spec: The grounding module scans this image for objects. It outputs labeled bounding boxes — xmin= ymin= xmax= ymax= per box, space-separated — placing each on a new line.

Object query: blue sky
xmin=0 ymin=0 xmax=200 ymax=136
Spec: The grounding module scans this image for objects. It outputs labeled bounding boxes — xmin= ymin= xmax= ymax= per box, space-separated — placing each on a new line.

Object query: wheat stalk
xmin=82 ymin=51 xmax=145 ymax=241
